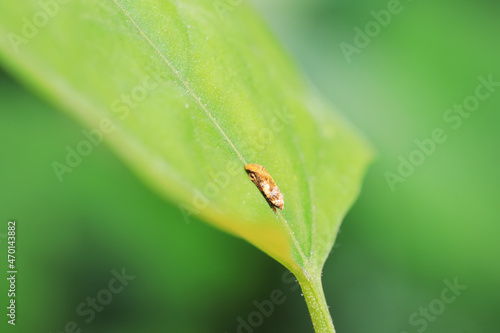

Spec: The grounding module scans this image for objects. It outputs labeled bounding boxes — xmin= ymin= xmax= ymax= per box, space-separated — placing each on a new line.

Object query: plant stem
xmin=297 ymin=272 xmax=336 ymax=333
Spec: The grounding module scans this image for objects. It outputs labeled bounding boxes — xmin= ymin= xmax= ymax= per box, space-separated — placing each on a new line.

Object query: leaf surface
xmin=0 ymin=1 xmax=373 ymax=330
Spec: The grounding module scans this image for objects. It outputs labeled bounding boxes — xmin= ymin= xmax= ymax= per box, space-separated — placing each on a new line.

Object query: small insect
xmin=244 ymin=164 xmax=284 ymax=212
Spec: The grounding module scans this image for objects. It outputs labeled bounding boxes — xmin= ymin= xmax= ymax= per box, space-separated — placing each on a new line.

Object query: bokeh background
xmin=1 ymin=0 xmax=499 ymax=332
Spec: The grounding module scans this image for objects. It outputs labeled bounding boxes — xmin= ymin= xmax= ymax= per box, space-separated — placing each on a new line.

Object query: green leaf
xmin=0 ymin=0 xmax=373 ymax=331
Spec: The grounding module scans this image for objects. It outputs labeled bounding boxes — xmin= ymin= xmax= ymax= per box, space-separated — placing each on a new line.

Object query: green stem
xmin=296 ymin=272 xmax=336 ymax=333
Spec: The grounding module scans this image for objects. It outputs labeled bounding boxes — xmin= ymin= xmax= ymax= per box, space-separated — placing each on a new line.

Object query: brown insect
xmin=244 ymin=164 xmax=284 ymax=212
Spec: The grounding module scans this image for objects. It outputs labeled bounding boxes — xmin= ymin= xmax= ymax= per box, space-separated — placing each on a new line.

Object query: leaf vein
xmin=113 ymin=0 xmax=247 ymax=164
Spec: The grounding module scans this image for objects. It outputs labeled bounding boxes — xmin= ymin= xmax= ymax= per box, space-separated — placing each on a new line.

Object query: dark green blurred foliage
xmin=1 ymin=0 xmax=499 ymax=332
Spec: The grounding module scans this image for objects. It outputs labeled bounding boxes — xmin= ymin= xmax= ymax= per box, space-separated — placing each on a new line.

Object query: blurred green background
xmin=1 ymin=0 xmax=499 ymax=332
